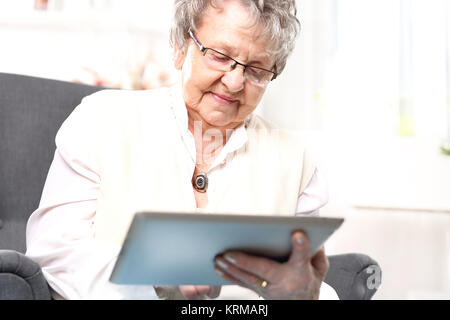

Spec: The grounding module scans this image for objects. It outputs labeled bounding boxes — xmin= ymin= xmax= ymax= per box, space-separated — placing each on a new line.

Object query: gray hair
xmin=170 ymin=0 xmax=301 ymax=75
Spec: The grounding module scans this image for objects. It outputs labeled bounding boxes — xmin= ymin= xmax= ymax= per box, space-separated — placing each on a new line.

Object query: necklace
xmin=185 ymin=146 xmax=209 ymax=193
xmin=192 ymin=171 xmax=208 ymax=193
xmin=168 ymin=94 xmax=209 ymax=193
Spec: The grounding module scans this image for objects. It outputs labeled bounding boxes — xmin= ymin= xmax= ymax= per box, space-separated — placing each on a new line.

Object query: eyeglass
xmin=188 ymin=29 xmax=277 ymax=86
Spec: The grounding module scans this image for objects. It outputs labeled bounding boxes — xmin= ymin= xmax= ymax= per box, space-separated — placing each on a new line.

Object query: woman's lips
xmin=211 ymin=92 xmax=238 ymax=105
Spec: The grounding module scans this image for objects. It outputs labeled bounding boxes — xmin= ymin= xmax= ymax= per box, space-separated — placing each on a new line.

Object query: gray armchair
xmin=0 ymin=72 xmax=381 ymax=300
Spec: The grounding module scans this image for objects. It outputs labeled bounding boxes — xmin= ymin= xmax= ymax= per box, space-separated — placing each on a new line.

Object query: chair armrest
xmin=0 ymin=250 xmax=52 ymax=300
xmin=324 ymin=253 xmax=382 ymax=300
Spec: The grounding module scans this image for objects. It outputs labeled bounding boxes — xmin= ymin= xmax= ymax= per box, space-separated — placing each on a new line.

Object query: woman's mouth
xmin=210 ymin=92 xmax=238 ymax=105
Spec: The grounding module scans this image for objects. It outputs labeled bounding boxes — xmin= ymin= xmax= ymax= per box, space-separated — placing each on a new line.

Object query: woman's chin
xmin=202 ymin=112 xmax=237 ymax=129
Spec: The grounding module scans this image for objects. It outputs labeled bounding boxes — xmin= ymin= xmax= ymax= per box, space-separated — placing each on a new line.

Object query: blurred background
xmin=0 ymin=0 xmax=449 ymax=299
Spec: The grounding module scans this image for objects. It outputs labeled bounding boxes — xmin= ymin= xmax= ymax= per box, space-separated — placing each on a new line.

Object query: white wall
xmin=0 ymin=1 xmax=177 ymax=88
xmin=259 ymin=0 xmax=450 ymax=212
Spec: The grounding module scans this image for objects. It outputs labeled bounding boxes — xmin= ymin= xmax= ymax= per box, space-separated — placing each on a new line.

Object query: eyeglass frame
xmin=188 ymin=29 xmax=278 ymax=84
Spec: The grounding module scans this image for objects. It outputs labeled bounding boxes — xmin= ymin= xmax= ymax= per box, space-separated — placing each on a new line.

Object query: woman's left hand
xmin=179 ymin=285 xmax=221 ymax=299
xmin=214 ymin=230 xmax=329 ymax=300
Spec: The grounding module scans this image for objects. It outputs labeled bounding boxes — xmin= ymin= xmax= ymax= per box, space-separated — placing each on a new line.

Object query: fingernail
xmin=295 ymin=234 xmax=303 ymax=245
xmin=224 ymin=253 xmax=237 ymax=264
xmin=214 ymin=268 xmax=224 ymax=277
xmin=216 ymin=259 xmax=229 ymax=270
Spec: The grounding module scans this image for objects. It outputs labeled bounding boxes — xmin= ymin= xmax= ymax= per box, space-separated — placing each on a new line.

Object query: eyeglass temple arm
xmin=271 ymin=65 xmax=278 ymax=81
xmin=188 ymin=29 xmax=206 ymax=53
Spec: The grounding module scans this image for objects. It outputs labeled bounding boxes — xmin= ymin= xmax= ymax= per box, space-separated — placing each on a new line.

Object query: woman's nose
xmin=221 ymin=66 xmax=245 ymax=93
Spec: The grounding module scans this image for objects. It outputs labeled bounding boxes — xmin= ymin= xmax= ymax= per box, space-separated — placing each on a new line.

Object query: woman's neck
xmin=187 ymin=110 xmax=239 ymax=167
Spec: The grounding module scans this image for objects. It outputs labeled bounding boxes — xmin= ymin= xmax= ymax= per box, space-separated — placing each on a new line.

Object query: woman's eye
xmin=211 ymin=53 xmax=229 ymax=62
xmin=247 ymin=67 xmax=261 ymax=77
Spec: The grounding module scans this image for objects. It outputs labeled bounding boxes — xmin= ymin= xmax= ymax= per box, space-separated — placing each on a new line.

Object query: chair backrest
xmin=0 ymin=73 xmax=102 ymax=253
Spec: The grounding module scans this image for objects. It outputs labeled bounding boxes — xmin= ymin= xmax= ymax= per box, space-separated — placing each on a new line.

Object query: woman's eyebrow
xmin=212 ymin=41 xmax=271 ymax=66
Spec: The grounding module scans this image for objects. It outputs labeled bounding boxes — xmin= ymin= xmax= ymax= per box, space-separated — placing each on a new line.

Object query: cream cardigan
xmin=55 ymin=86 xmax=316 ymax=247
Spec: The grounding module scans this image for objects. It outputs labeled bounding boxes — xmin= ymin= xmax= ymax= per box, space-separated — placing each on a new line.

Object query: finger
xmin=311 ymin=247 xmax=329 ymax=279
xmin=179 ymin=285 xmax=220 ymax=300
xmin=218 ymin=251 xmax=280 ymax=282
xmin=179 ymin=285 xmax=200 ymax=299
xmin=215 ymin=257 xmax=268 ymax=292
xmin=215 ymin=265 xmax=257 ymax=292
xmin=194 ymin=285 xmax=216 ymax=296
xmin=287 ymin=230 xmax=310 ymax=267
xmin=206 ymin=285 xmax=222 ymax=299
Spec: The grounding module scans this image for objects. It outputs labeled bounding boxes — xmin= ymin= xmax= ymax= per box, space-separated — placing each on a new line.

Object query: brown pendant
xmin=192 ymin=173 xmax=208 ymax=193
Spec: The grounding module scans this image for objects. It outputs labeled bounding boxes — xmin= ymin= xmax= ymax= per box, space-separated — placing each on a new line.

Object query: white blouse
xmin=25 ymin=87 xmax=337 ymax=300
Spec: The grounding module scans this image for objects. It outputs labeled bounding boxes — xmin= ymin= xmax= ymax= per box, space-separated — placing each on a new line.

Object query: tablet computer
xmin=109 ymin=212 xmax=344 ymax=285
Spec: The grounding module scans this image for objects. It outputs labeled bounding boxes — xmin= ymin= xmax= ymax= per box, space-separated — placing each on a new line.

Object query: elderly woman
xmin=26 ymin=0 xmax=336 ymax=300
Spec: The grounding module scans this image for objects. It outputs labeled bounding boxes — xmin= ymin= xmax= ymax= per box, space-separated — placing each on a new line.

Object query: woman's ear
xmin=173 ymin=45 xmax=187 ymax=70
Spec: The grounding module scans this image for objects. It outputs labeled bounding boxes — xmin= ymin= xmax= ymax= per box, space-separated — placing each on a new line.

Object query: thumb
xmin=287 ymin=230 xmax=311 ymax=266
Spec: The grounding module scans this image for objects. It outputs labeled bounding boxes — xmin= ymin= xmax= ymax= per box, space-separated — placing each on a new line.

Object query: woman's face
xmin=174 ymin=0 xmax=274 ymax=130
